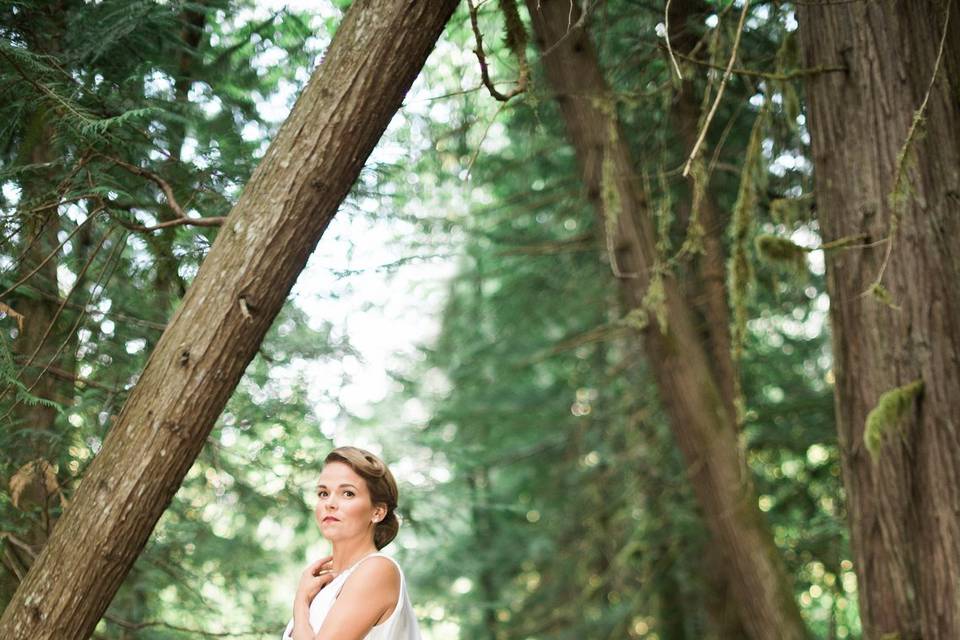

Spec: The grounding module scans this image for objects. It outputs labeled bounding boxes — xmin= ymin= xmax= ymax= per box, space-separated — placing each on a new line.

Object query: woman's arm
xmin=310 ymin=557 xmax=400 ymax=640
xmin=289 ymin=556 xmax=336 ymax=640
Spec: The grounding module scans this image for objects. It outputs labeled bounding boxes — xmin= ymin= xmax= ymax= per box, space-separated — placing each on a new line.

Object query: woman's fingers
xmin=311 ymin=554 xmax=333 ymax=567
xmin=306 ymin=555 xmax=334 ymax=573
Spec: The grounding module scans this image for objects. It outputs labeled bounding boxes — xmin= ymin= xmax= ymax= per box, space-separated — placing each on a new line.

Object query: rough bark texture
xmin=0 ymin=1 xmax=459 ymax=637
xmin=525 ymin=2 xmax=807 ymax=639
xmin=797 ymin=2 xmax=960 ymax=638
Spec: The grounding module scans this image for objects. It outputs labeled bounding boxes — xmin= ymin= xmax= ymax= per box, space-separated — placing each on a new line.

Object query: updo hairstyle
xmin=324 ymin=446 xmax=400 ymax=550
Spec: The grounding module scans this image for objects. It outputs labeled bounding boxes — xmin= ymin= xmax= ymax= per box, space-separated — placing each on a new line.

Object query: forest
xmin=0 ymin=0 xmax=958 ymax=639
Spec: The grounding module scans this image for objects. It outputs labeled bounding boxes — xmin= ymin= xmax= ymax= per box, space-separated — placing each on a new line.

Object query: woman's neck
xmin=330 ymin=539 xmax=379 ymax=574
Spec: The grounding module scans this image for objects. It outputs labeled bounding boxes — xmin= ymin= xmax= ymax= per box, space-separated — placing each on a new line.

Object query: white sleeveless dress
xmin=281 ymin=552 xmax=422 ymax=640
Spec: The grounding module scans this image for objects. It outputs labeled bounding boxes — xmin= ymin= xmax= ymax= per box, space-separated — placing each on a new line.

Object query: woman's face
xmin=314 ymin=461 xmax=383 ymax=543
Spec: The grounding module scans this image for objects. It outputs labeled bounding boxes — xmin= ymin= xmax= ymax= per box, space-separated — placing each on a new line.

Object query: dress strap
xmin=334 ymin=552 xmax=400 ymax=598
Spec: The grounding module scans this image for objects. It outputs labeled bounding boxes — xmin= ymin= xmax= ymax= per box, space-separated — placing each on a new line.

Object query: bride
xmin=282 ymin=446 xmax=422 ymax=640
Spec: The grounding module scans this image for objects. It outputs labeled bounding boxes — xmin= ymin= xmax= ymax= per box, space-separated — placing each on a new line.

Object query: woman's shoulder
xmin=352 ymin=553 xmax=403 ymax=580
xmin=337 ymin=555 xmax=401 ymax=614
xmin=349 ymin=554 xmax=402 ymax=586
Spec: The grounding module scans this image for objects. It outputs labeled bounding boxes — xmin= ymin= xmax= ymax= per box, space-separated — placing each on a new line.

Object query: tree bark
xmin=524 ymin=2 xmax=807 ymax=638
xmin=0 ymin=1 xmax=459 ymax=638
xmin=797 ymin=2 xmax=960 ymax=638
xmin=666 ymin=4 xmax=749 ymax=636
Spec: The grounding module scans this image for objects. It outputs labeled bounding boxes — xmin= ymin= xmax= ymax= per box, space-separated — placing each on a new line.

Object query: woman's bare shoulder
xmin=316 ymin=557 xmax=401 ymax=638
xmin=343 ymin=556 xmax=400 ymax=596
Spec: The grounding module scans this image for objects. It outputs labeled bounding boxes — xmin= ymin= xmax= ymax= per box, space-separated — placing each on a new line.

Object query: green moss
xmin=869 ymin=281 xmax=900 ymax=310
xmin=728 ymin=104 xmax=768 ymax=365
xmin=864 ymin=379 xmax=924 ymax=460
xmin=621 ymin=306 xmax=649 ymax=332
xmin=619 ymin=270 xmax=669 ymax=335
xmin=644 ymin=270 xmax=668 ymax=334
xmin=680 ymin=157 xmax=707 ymax=256
xmin=755 ymin=234 xmax=808 ymax=271
xmin=600 ymin=117 xmax=624 ymax=275
xmin=769 ymin=196 xmax=812 ymax=226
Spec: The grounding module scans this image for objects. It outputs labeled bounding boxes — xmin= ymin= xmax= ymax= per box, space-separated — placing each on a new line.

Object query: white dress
xmin=281 ymin=552 xmax=422 ymax=640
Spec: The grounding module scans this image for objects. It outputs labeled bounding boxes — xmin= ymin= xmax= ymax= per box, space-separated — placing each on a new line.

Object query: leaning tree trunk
xmin=797 ymin=2 xmax=960 ymax=638
xmin=0 ymin=1 xmax=459 ymax=638
xmin=524 ymin=2 xmax=808 ymax=639
xmin=666 ymin=2 xmax=750 ymax=635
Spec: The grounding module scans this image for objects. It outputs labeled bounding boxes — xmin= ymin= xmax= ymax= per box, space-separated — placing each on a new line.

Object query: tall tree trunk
xmin=667 ymin=3 xmax=749 ymax=636
xmin=0 ymin=1 xmax=459 ymax=638
xmin=524 ymin=2 xmax=807 ymax=638
xmin=797 ymin=2 xmax=960 ymax=638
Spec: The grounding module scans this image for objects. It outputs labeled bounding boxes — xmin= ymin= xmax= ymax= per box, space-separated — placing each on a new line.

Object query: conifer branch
xmin=98 ymin=155 xmax=188 ymax=218
xmin=97 ymin=154 xmax=225 ymax=231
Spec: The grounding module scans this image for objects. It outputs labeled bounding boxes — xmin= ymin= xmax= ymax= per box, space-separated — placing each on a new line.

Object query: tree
xmin=0 ymin=1 xmax=459 ymax=637
xmin=523 ymin=1 xmax=808 ymax=637
xmin=797 ymin=1 xmax=960 ymax=637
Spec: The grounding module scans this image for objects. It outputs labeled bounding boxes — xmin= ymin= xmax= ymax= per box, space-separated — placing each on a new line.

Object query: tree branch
xmin=467 ymin=0 xmax=530 ymax=102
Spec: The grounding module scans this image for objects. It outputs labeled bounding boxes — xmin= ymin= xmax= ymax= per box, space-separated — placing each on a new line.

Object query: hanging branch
xmin=682 ymin=0 xmax=750 ymax=178
xmin=467 ymin=0 xmax=530 ymax=102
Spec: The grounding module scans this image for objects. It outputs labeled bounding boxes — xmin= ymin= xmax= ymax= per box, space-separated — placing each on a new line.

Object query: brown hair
xmin=323 ymin=446 xmax=400 ymax=550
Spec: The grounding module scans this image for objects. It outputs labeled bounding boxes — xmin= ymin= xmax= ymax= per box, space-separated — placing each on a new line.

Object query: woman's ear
xmin=372 ymin=505 xmax=385 ymax=522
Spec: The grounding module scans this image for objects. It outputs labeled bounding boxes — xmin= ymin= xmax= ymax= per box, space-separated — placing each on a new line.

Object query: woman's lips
xmin=322 ymin=516 xmax=340 ymax=523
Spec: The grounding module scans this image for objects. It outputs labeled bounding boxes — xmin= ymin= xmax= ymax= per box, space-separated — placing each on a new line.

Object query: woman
xmin=282 ymin=446 xmax=422 ymax=640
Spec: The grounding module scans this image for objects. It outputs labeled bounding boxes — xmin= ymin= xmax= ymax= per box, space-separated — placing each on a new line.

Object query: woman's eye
xmin=344 ymin=491 xmax=355 ymax=497
xmin=317 ymin=491 xmax=327 ymax=497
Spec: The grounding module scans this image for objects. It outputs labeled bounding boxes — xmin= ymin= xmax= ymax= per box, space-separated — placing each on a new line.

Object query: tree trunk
xmin=524 ymin=2 xmax=807 ymax=638
xmin=0 ymin=1 xmax=459 ymax=638
xmin=797 ymin=2 xmax=960 ymax=638
xmin=666 ymin=3 xmax=750 ymax=636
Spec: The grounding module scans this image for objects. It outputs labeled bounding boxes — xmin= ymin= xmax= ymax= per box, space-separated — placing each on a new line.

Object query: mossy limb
xmin=864 ymin=379 xmax=924 ymax=460
xmin=869 ymin=281 xmax=901 ymax=311
xmin=755 ymin=234 xmax=808 ymax=272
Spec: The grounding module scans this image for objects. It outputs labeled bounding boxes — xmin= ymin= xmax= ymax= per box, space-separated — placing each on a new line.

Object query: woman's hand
xmin=296 ymin=555 xmax=337 ymax=606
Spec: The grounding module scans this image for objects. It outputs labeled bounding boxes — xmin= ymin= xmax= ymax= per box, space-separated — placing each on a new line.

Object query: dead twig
xmin=664 ymin=46 xmax=846 ymax=81
xmin=871 ymin=0 xmax=952 ymax=291
xmin=664 ymin=0 xmax=683 ymax=80
xmin=682 ymin=0 xmax=750 ymax=178
xmin=467 ymin=0 xmax=530 ymax=102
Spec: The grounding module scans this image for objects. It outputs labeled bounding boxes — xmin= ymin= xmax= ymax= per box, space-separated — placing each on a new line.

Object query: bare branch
xmin=97 ymin=154 xmax=189 ymax=219
xmin=664 ymin=45 xmax=846 ymax=81
xmin=467 ymin=0 xmax=530 ymax=102
xmin=108 ymin=212 xmax=225 ymax=233
xmin=682 ymin=0 xmax=751 ymax=178
xmin=872 ymin=0 xmax=953 ymax=290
